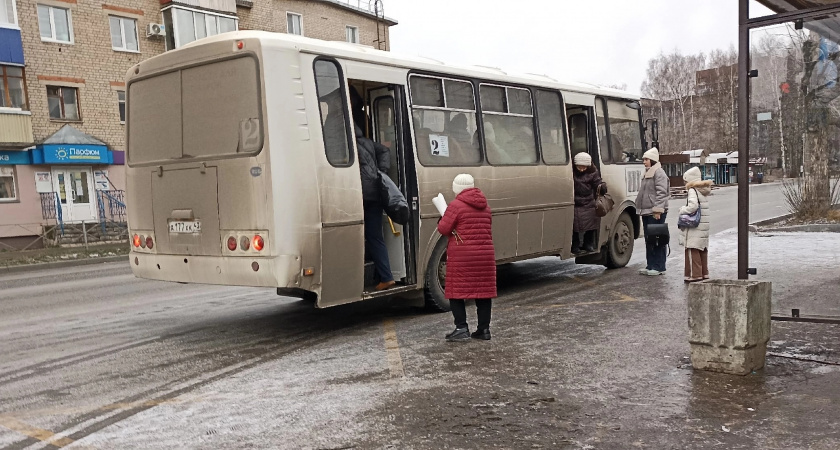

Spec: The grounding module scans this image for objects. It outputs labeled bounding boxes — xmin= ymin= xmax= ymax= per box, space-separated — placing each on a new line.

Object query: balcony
xmin=160 ymin=0 xmax=237 ymax=14
xmin=0 ymin=109 xmax=34 ymax=149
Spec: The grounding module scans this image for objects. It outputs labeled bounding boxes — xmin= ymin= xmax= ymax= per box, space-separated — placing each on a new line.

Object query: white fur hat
xmin=573 ymin=152 xmax=592 ymax=166
xmin=643 ymin=147 xmax=660 ymax=162
xmin=452 ymin=173 xmax=475 ymax=195
xmin=683 ymin=166 xmax=702 ymax=184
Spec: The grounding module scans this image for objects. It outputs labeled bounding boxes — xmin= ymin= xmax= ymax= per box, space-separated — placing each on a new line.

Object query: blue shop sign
xmin=0 ymin=150 xmax=31 ymax=165
xmin=33 ymin=144 xmax=113 ymax=165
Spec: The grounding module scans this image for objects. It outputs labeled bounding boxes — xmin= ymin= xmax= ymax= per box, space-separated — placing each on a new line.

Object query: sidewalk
xmin=0 ymin=243 xmax=129 ymax=272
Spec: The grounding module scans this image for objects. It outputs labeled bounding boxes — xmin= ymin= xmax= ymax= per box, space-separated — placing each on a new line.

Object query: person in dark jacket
xmin=571 ymin=152 xmax=605 ymax=254
xmin=437 ymin=174 xmax=497 ymax=341
xmin=356 ymin=124 xmax=395 ymax=291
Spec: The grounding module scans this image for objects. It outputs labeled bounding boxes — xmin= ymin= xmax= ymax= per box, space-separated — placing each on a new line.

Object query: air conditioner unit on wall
xmin=147 ymin=23 xmax=166 ymax=37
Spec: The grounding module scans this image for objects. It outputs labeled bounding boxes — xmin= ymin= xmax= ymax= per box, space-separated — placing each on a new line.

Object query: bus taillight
xmin=240 ymin=236 xmax=251 ymax=251
xmin=227 ymin=236 xmax=238 ymax=251
xmin=146 ymin=236 xmax=154 ymax=250
xmin=133 ymin=234 xmax=141 ymax=248
xmin=140 ymin=235 xmax=147 ymax=249
xmin=253 ymin=235 xmax=264 ymax=251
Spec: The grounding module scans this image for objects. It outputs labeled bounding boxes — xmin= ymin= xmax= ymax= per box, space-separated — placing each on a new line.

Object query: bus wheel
xmin=423 ymin=239 xmax=451 ymax=312
xmin=605 ymin=213 xmax=634 ymax=269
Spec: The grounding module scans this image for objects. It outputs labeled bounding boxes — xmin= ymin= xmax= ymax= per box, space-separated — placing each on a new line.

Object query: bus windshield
xmin=606 ymin=99 xmax=643 ymax=163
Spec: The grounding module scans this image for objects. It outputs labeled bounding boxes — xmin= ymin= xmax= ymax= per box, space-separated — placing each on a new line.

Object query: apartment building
xmin=0 ymin=0 xmax=396 ymax=249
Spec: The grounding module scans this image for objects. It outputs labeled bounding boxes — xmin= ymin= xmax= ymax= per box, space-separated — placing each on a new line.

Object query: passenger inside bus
xmin=350 ymin=88 xmax=396 ymax=291
xmin=445 ymin=113 xmax=473 ymax=152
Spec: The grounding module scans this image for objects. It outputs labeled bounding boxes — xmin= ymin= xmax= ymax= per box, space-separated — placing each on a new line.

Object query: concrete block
xmin=687 ymin=279 xmax=772 ymax=375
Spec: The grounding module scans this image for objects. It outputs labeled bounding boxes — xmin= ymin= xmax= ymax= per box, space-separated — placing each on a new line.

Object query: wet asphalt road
xmin=2 ymin=182 xmax=839 ymax=449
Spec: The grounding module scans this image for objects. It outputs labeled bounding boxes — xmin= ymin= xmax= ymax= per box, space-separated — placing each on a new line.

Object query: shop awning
xmin=30 ymin=125 xmax=123 ymax=165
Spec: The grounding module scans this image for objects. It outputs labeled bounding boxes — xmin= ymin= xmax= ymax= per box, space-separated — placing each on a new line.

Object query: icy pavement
xmin=2 ymin=228 xmax=840 ymax=449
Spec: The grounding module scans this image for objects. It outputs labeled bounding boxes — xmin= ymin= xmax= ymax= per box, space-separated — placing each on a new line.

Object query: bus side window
xmin=409 ymin=75 xmax=481 ymax=166
xmin=536 ymin=90 xmax=569 ymax=165
xmin=314 ymin=59 xmax=353 ymax=167
xmin=595 ymin=97 xmax=612 ymax=164
xmin=479 ymin=85 xmax=538 ymax=165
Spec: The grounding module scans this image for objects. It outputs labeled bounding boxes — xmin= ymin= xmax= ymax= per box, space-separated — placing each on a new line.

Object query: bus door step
xmin=364 ymin=261 xmax=376 ymax=287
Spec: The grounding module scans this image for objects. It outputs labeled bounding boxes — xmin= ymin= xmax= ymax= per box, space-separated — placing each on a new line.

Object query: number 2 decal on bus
xmin=429 ymin=134 xmax=449 ymax=157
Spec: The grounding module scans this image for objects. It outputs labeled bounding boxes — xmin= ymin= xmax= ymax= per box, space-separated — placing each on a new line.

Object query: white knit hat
xmin=573 ymin=152 xmax=592 ymax=166
xmin=683 ymin=166 xmax=702 ymax=184
xmin=452 ymin=173 xmax=475 ymax=195
xmin=643 ymin=147 xmax=660 ymax=162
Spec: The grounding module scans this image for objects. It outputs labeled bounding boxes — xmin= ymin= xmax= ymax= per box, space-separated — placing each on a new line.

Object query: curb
xmin=748 ymin=213 xmax=795 ymax=231
xmin=0 ymin=255 xmax=128 ymax=274
xmin=760 ymin=224 xmax=840 ymax=233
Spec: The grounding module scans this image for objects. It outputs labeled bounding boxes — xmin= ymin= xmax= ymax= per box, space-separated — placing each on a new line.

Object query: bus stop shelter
xmin=739 ymin=0 xmax=840 ymax=279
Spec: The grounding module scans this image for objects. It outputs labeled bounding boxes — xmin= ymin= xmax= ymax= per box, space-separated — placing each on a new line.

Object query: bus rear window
xmin=128 ymin=56 xmax=263 ymax=165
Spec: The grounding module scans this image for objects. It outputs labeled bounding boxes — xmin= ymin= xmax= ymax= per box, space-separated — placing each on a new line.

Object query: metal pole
xmin=738 ymin=0 xmax=750 ymax=280
xmin=82 ymin=220 xmax=88 ymax=249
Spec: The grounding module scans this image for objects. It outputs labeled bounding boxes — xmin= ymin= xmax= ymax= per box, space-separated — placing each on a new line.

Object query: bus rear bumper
xmin=130 ymin=253 xmax=301 ymax=288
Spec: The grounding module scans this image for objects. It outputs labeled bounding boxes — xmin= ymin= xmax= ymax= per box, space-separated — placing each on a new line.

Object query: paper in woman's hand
xmin=432 ymin=193 xmax=448 ymax=216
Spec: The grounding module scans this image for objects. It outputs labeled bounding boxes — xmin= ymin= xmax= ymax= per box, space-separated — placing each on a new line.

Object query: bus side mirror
xmin=644 ymin=118 xmax=659 ymax=150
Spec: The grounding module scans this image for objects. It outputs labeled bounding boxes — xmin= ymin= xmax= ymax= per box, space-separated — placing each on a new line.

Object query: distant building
xmin=0 ymin=0 xmax=396 ymax=249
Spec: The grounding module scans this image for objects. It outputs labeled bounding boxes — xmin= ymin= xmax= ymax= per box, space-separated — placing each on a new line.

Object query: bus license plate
xmin=169 ymin=221 xmax=201 ymax=233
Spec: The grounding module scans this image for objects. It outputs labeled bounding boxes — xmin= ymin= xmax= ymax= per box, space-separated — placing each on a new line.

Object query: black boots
xmin=445 ymin=327 xmax=491 ymax=341
xmin=471 ymin=329 xmax=491 ymax=340
xmin=571 ymin=232 xmax=582 ymax=254
xmin=582 ymin=230 xmax=597 ymax=253
xmin=573 ymin=231 xmax=596 ymax=254
xmin=445 ymin=327 xmax=470 ymax=342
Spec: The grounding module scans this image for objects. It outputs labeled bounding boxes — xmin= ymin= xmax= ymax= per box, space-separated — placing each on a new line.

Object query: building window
xmin=117 ymin=90 xmax=126 ymax=123
xmin=0 ymin=166 xmax=16 ymax=202
xmin=287 ymin=12 xmax=302 ymax=36
xmin=0 ymin=66 xmax=27 ymax=110
xmin=346 ymin=26 xmax=359 ymax=44
xmin=162 ymin=7 xmax=237 ymax=50
xmin=1 ymin=0 xmax=17 ymax=28
xmin=37 ymin=4 xmax=73 ymax=43
xmin=109 ymin=16 xmax=138 ymax=52
xmin=47 ymin=86 xmax=80 ymax=120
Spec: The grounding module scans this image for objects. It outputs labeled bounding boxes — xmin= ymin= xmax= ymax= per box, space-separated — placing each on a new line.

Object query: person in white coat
xmin=678 ymin=167 xmax=713 ymax=282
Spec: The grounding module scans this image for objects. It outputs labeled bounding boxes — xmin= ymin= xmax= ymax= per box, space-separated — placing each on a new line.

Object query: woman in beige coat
xmin=678 ymin=167 xmax=713 ymax=282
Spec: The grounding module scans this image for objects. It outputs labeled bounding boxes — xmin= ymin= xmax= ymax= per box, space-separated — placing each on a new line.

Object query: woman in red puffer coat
xmin=437 ymin=173 xmax=497 ymax=342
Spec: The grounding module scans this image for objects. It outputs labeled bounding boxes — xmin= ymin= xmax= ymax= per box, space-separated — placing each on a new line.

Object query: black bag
xmin=379 ymin=171 xmax=409 ymax=225
xmin=645 ymin=222 xmax=670 ymax=255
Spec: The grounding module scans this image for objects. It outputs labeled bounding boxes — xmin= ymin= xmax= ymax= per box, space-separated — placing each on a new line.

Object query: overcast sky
xmin=386 ymin=1 xmax=774 ymax=95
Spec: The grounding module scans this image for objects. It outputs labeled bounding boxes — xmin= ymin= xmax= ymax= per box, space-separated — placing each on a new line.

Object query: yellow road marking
xmin=0 ymin=415 xmax=74 ymax=448
xmin=2 ymin=398 xmax=184 ymax=420
xmin=383 ymin=319 xmax=405 ymax=379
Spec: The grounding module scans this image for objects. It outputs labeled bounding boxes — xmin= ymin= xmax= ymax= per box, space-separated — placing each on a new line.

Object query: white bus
xmin=125 ymin=31 xmax=651 ymax=311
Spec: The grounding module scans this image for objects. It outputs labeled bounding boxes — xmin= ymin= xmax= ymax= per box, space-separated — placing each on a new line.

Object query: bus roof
xmin=181 ymin=31 xmax=639 ymax=101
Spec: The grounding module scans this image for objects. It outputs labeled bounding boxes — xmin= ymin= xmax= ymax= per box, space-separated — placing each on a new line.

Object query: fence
xmin=31 ymin=190 xmax=128 ymax=247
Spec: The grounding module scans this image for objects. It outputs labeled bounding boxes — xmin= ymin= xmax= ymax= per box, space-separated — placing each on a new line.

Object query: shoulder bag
xmin=677 ymin=188 xmax=701 ymax=229
xmin=595 ymin=184 xmax=614 ymax=217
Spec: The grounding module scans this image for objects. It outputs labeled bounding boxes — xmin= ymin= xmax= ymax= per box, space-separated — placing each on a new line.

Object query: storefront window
xmin=0 ymin=166 xmax=17 ymax=201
